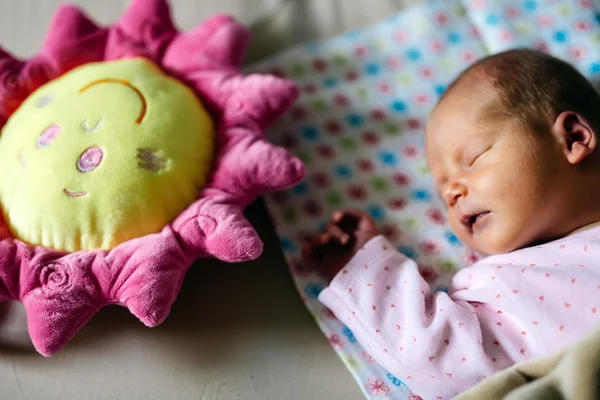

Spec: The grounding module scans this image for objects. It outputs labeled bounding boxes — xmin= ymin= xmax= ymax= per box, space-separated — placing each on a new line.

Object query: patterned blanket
xmin=251 ymin=0 xmax=600 ymax=397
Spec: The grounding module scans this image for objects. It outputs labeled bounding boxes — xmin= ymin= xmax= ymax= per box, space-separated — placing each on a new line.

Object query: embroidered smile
xmin=63 ymin=188 xmax=88 ymax=198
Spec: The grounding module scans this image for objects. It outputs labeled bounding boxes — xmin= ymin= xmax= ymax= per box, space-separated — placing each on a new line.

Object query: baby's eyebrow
xmin=451 ymin=146 xmax=466 ymax=164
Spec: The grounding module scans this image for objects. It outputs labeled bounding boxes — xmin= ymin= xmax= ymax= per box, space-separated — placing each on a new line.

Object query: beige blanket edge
xmin=454 ymin=324 xmax=600 ymax=400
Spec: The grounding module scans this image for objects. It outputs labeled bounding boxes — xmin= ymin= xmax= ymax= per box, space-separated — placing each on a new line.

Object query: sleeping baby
xmin=303 ymin=49 xmax=600 ymax=399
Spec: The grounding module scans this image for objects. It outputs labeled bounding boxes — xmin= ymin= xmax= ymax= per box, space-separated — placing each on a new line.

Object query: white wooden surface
xmin=0 ymin=1 xmax=419 ymax=399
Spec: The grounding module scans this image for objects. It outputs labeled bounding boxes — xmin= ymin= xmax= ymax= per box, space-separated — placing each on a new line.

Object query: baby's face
xmin=425 ymin=87 xmax=566 ymax=255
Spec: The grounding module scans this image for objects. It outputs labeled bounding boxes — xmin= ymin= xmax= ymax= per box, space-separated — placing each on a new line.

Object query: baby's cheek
xmin=472 ymin=164 xmax=510 ymax=199
xmin=482 ymin=215 xmax=533 ymax=255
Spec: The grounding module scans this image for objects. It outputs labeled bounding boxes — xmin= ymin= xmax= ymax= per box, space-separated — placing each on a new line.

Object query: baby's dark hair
xmin=441 ymin=48 xmax=600 ymax=135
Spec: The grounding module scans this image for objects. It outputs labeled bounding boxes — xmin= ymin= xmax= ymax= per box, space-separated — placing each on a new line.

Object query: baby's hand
xmin=302 ymin=209 xmax=380 ymax=281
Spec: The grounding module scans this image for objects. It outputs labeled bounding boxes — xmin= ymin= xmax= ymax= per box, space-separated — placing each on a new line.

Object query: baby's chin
xmin=466 ymin=231 xmax=530 ymax=256
xmin=450 ymin=216 xmax=534 ymax=256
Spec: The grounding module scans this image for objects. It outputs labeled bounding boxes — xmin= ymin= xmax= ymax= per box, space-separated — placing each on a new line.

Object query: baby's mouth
xmin=461 ymin=211 xmax=491 ymax=232
xmin=63 ymin=188 xmax=87 ymax=198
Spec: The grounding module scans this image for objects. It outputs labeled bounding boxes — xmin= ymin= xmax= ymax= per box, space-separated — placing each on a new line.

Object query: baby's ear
xmin=553 ymin=111 xmax=596 ymax=164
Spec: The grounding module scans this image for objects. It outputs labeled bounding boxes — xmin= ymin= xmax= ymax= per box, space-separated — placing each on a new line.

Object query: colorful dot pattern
xmin=251 ymin=0 xmax=600 ymax=398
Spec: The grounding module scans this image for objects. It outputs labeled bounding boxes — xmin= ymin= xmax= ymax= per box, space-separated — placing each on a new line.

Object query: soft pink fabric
xmin=319 ymin=229 xmax=600 ymax=400
xmin=0 ymin=0 xmax=304 ymax=356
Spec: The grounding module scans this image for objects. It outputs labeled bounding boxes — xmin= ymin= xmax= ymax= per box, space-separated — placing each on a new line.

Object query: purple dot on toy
xmin=77 ymin=146 xmax=103 ymax=173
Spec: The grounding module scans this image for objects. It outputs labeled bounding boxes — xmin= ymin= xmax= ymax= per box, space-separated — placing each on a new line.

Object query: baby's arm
xmin=318 ymin=235 xmax=514 ymax=400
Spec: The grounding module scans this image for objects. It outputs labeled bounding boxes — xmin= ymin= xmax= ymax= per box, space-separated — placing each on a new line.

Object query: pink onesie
xmin=319 ymin=226 xmax=600 ymax=399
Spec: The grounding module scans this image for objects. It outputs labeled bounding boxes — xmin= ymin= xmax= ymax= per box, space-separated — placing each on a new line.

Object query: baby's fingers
xmin=301 ymin=233 xmax=331 ymax=258
xmin=300 ymin=233 xmax=332 ymax=246
xmin=332 ymin=210 xmax=346 ymax=223
xmin=325 ymin=224 xmax=350 ymax=245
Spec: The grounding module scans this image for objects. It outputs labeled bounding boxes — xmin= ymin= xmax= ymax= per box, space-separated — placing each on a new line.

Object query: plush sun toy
xmin=0 ymin=0 xmax=304 ymax=356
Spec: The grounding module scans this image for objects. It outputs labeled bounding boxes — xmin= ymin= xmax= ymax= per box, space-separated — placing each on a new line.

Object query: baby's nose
xmin=77 ymin=146 xmax=103 ymax=173
xmin=443 ymin=181 xmax=467 ymax=206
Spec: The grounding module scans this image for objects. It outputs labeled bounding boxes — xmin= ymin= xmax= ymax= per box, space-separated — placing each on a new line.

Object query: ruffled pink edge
xmin=0 ymin=0 xmax=304 ymax=355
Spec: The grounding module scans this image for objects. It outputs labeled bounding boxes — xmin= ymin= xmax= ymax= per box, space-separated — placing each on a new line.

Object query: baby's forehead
xmin=426 ymin=92 xmax=506 ymax=157
xmin=430 ymin=79 xmax=502 ymax=126
xmin=425 ymin=66 xmax=505 ymax=146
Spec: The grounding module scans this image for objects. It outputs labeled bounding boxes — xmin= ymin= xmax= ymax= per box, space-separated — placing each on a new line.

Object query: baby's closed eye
xmin=465 ymin=145 xmax=492 ymax=167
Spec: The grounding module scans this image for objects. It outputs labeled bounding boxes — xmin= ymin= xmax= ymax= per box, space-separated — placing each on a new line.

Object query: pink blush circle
xmin=77 ymin=146 xmax=103 ymax=172
xmin=37 ymin=125 xmax=60 ymax=147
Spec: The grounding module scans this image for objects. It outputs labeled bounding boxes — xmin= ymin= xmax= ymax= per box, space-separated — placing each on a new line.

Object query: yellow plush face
xmin=0 ymin=58 xmax=214 ymax=252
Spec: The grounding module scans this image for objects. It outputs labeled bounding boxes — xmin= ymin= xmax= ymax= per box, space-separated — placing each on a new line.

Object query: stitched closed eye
xmin=35 ymin=95 xmax=54 ymax=108
xmin=81 ymin=119 xmax=104 ymax=133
